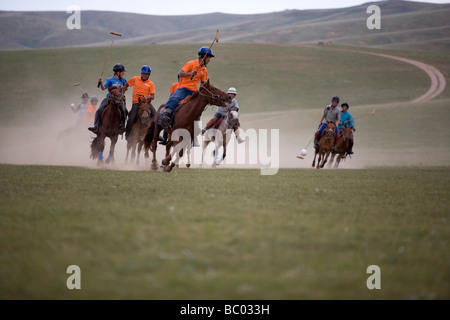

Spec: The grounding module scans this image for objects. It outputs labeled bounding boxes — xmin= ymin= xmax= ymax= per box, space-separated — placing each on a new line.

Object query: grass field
xmin=1 ymin=37 xmax=450 ymax=300
xmin=0 ymin=164 xmax=449 ymax=299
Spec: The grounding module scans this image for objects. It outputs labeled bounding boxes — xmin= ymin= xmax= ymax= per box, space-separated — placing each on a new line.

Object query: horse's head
xmin=109 ymin=86 xmax=126 ymax=104
xmin=227 ymin=110 xmax=240 ymax=128
xmin=342 ymin=125 xmax=353 ymax=139
xmin=199 ymin=80 xmax=232 ymax=107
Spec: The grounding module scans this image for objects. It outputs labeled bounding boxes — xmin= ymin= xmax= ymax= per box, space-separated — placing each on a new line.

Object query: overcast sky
xmin=1 ymin=0 xmax=449 ymax=15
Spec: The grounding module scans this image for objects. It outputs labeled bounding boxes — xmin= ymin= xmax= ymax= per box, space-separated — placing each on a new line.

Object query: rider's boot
xmin=347 ymin=140 xmax=354 ymax=155
xmin=159 ymin=130 xmax=168 ymax=145
xmin=88 ymin=113 xmax=100 ymax=133
xmin=202 ymin=117 xmax=218 ymax=134
xmin=159 ymin=108 xmax=173 ymax=129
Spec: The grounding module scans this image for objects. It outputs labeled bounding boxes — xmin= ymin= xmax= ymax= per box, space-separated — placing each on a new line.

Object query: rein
xmin=199 ymin=85 xmax=226 ymax=106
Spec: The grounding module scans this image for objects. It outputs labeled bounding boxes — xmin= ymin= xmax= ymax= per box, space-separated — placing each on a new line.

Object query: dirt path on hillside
xmin=363 ymin=51 xmax=447 ymax=103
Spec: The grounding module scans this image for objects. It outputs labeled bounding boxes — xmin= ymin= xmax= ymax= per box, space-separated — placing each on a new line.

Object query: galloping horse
xmin=203 ymin=110 xmax=240 ymax=167
xmin=125 ymin=96 xmax=153 ymax=165
xmin=329 ymin=125 xmax=353 ymax=169
xmin=90 ymin=86 xmax=125 ymax=165
xmin=145 ymin=80 xmax=231 ymax=172
xmin=312 ymin=122 xmax=336 ymax=169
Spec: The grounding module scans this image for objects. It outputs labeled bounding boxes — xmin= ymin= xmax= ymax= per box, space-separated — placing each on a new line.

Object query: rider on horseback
xmin=123 ymin=65 xmax=157 ymax=141
xmin=89 ymin=63 xmax=128 ymax=134
xmin=158 ymin=46 xmax=214 ymax=131
xmin=337 ymin=102 xmax=355 ymax=155
xmin=202 ymin=87 xmax=244 ymax=143
xmin=314 ymin=96 xmax=341 ymax=152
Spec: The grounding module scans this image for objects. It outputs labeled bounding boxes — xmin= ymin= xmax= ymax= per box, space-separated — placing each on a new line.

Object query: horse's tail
xmin=90 ymin=136 xmax=100 ymax=159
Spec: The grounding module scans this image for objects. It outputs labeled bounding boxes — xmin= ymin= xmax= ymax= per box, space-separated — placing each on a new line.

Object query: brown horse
xmin=90 ymin=87 xmax=125 ymax=166
xmin=203 ymin=110 xmax=240 ymax=167
xmin=145 ymin=80 xmax=231 ymax=172
xmin=329 ymin=125 xmax=353 ymax=169
xmin=125 ymin=96 xmax=153 ymax=165
xmin=312 ymin=122 xmax=336 ymax=169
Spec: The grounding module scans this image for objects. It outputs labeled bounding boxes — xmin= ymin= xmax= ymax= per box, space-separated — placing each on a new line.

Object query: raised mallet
xmin=98 ymin=32 xmax=122 ymax=87
xmin=191 ymin=29 xmax=219 ymax=80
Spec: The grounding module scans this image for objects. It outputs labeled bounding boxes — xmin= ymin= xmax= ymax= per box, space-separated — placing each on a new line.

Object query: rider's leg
xmin=88 ymin=98 xmax=108 ymax=133
xmin=348 ymin=138 xmax=354 ymax=155
xmin=125 ymin=103 xmax=139 ymax=139
xmin=202 ymin=112 xmax=222 ymax=134
xmin=119 ymin=103 xmax=126 ymax=133
xmin=314 ymin=123 xmax=326 ymax=148
xmin=159 ymin=88 xmax=194 ymax=129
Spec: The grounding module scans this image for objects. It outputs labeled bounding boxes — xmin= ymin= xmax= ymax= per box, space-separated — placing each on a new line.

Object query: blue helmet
xmin=198 ymin=46 xmax=214 ymax=57
xmin=141 ymin=65 xmax=151 ymax=74
xmin=331 ymin=96 xmax=340 ymax=102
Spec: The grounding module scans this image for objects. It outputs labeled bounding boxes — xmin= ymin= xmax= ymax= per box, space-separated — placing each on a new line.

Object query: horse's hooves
xmin=186 ymin=164 xmax=191 ymax=168
xmin=163 ymin=166 xmax=172 ymax=173
xmin=151 ymin=165 xmax=158 ymax=171
xmin=162 ymin=159 xmax=169 ymax=166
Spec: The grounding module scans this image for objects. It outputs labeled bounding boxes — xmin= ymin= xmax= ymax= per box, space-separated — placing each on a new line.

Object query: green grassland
xmin=1 ymin=164 xmax=449 ymax=299
xmin=1 ymin=32 xmax=450 ymax=300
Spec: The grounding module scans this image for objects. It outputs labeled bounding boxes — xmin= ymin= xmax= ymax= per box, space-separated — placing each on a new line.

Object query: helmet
xmin=227 ymin=87 xmax=237 ymax=95
xmin=81 ymin=93 xmax=89 ymax=99
xmin=141 ymin=65 xmax=151 ymax=74
xmin=90 ymin=96 xmax=98 ymax=102
xmin=341 ymin=102 xmax=349 ymax=108
xmin=331 ymin=96 xmax=340 ymax=102
xmin=113 ymin=63 xmax=126 ymax=73
xmin=198 ymin=46 xmax=214 ymax=57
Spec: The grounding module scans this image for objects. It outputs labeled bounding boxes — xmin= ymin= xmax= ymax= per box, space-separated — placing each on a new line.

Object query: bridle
xmin=199 ymin=85 xmax=228 ymax=106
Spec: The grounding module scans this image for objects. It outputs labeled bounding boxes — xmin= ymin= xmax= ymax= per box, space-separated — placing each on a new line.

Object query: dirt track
xmin=363 ymin=52 xmax=447 ymax=103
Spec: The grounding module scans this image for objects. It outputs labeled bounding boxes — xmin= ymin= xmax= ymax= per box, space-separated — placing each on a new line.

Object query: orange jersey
xmin=169 ymin=82 xmax=180 ymax=96
xmin=178 ymin=59 xmax=208 ymax=91
xmin=84 ymin=104 xmax=96 ymax=125
xmin=127 ymin=76 xmax=156 ymax=104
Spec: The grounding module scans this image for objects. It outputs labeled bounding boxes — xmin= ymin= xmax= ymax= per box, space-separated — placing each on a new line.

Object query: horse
xmin=329 ymin=125 xmax=353 ymax=169
xmin=125 ymin=96 xmax=153 ymax=166
xmin=312 ymin=122 xmax=336 ymax=169
xmin=203 ymin=110 xmax=240 ymax=167
xmin=144 ymin=80 xmax=231 ymax=172
xmin=90 ymin=86 xmax=125 ymax=166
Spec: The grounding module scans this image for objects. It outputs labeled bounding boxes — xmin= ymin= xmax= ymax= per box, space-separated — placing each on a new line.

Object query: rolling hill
xmin=1 ymin=1 xmax=449 ymax=51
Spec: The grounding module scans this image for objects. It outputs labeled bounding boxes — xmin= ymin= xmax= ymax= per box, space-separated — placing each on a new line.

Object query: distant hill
xmin=1 ymin=0 xmax=449 ymax=51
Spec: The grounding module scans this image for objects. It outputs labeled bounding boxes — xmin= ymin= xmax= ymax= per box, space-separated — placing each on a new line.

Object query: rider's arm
xmin=98 ymin=78 xmax=106 ymax=90
xmin=179 ymin=69 xmax=197 ymax=78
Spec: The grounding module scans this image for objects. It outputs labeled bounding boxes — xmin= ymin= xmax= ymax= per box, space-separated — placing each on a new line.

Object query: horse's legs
xmin=320 ymin=151 xmax=330 ymax=168
xmin=137 ymin=142 xmax=143 ymax=166
xmin=106 ymin=136 xmax=118 ymax=164
xmin=328 ymin=152 xmax=335 ymax=168
xmin=312 ymin=150 xmax=318 ymax=168
xmin=97 ymin=135 xmax=106 ymax=166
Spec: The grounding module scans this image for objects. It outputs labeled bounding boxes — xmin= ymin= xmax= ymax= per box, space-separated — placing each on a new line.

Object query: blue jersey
xmin=338 ymin=111 xmax=355 ymax=129
xmin=104 ymin=76 xmax=127 ymax=97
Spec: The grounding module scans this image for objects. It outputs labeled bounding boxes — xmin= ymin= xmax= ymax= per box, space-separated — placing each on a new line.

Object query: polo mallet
xmin=191 ymin=29 xmax=219 ymax=80
xmin=342 ymin=108 xmax=376 ymax=125
xmin=98 ymin=32 xmax=122 ymax=87
xmin=72 ymin=82 xmax=85 ymax=93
